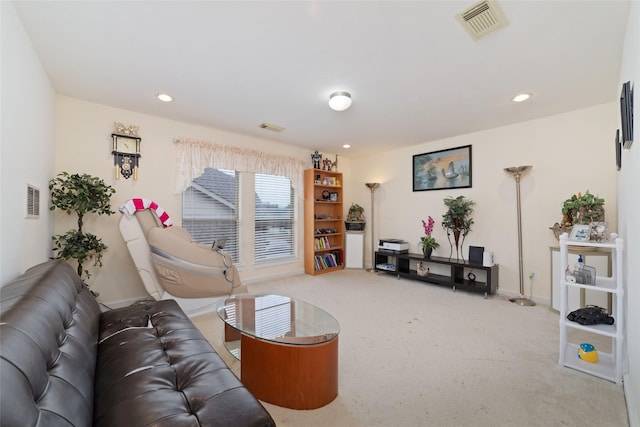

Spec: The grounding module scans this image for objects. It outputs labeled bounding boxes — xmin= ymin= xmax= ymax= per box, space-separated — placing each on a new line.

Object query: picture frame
xmin=615 ymin=129 xmax=622 ymax=171
xmin=620 ymin=81 xmax=633 ymax=149
xmin=589 ymin=222 xmax=607 ymax=242
xmin=329 ymin=192 xmax=338 ymax=202
xmin=322 ymin=176 xmax=337 ymax=186
xmin=412 ymin=145 xmax=472 ymax=191
xmin=569 ymin=224 xmax=591 ymax=241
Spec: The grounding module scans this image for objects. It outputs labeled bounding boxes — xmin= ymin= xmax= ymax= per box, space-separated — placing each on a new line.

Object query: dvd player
xmin=378 ymin=238 xmax=410 ymax=252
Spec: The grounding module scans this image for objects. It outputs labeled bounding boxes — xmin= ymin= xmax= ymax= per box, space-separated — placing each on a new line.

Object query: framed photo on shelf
xmin=589 ymin=222 xmax=607 ymax=242
xmin=413 ymin=145 xmax=472 ymax=191
xmin=329 ymin=192 xmax=339 ymax=202
xmin=569 ymin=224 xmax=591 ymax=241
xmin=322 ymin=176 xmax=337 ymax=186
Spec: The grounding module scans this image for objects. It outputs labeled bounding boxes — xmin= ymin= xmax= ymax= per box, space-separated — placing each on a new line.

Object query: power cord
xmin=528 ymin=272 xmax=535 ymax=300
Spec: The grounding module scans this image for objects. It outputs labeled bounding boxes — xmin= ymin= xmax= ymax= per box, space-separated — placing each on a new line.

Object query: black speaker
xmin=469 ymin=246 xmax=484 ymax=265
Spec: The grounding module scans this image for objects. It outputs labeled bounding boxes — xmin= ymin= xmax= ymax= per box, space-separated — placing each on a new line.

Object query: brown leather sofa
xmin=0 ymin=260 xmax=275 ymax=427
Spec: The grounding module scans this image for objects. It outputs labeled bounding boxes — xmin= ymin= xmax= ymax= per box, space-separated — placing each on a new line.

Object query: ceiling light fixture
xmin=512 ymin=93 xmax=531 ymax=103
xmin=342 ymin=144 xmax=351 ymax=149
xmin=329 ymin=91 xmax=352 ymax=111
xmin=156 ymin=93 xmax=173 ymax=102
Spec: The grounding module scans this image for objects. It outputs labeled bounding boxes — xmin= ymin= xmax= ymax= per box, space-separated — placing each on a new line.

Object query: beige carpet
xmin=192 ymin=269 xmax=629 ymax=427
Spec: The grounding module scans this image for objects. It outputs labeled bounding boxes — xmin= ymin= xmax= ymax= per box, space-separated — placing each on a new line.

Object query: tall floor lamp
xmin=504 ymin=166 xmax=535 ymax=306
xmin=365 ymin=183 xmax=380 ymax=272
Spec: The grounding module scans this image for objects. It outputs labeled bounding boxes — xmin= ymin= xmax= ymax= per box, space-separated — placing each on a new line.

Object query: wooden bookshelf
xmin=304 ymin=169 xmax=344 ymax=275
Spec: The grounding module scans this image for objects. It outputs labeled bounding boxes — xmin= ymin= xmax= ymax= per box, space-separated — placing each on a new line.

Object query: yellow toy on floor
xmin=578 ymin=343 xmax=598 ymax=363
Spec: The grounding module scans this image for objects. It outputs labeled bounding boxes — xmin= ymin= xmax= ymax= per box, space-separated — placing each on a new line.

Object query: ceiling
xmin=13 ymin=1 xmax=630 ymax=157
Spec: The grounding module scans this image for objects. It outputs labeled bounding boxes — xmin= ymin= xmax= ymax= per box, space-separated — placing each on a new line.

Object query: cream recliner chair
xmin=119 ymin=200 xmax=245 ymax=315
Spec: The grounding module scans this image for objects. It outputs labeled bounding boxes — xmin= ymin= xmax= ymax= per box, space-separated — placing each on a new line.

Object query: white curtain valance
xmin=174 ymin=138 xmax=306 ymax=197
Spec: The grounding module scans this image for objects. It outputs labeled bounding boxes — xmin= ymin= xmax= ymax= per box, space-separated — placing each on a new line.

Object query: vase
xmin=446 ymin=230 xmax=465 ymax=261
xmin=423 ymin=247 xmax=432 ymax=259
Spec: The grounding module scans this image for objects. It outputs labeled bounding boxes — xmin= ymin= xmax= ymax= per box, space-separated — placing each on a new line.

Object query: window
xmin=182 ymin=168 xmax=239 ymax=262
xmin=255 ymin=174 xmax=295 ymax=263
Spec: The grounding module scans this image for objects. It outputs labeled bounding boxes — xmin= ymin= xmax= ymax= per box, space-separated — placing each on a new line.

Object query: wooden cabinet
xmin=304 ymin=169 xmax=344 ymax=275
xmin=558 ymin=233 xmax=624 ymax=384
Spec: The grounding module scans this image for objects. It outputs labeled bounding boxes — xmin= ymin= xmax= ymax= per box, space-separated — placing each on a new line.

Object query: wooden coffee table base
xmin=240 ymin=334 xmax=339 ymax=409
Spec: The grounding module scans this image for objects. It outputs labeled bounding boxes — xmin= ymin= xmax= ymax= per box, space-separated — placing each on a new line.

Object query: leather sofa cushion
xmin=0 ymin=260 xmax=101 ymax=427
xmin=94 ymin=300 xmax=275 ymax=427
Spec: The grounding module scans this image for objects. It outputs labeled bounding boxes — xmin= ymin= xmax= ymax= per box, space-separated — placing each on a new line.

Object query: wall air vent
xmin=456 ymin=0 xmax=509 ymax=41
xmin=259 ymin=122 xmax=285 ymax=132
xmin=26 ymin=184 xmax=40 ymax=218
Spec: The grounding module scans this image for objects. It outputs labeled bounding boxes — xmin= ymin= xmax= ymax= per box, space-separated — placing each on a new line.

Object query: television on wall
xmin=620 ymin=81 xmax=634 ymax=149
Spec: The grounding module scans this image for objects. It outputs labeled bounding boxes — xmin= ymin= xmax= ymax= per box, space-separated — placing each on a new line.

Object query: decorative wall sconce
xmin=112 ymin=122 xmax=141 ymax=180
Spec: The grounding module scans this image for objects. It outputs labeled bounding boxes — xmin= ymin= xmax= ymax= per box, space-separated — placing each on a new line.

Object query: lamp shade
xmin=329 ymin=92 xmax=352 ymax=111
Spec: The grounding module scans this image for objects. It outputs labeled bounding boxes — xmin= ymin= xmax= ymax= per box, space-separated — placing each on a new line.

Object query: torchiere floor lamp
xmin=365 ymin=183 xmax=380 ymax=272
xmin=504 ymin=166 xmax=535 ymax=306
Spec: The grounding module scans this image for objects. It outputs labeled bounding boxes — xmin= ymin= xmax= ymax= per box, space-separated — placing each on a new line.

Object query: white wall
xmin=350 ymin=102 xmax=618 ymax=305
xmin=618 ymin=2 xmax=639 ymax=425
xmin=54 ymin=96 xmax=337 ymax=303
xmin=0 ymin=2 xmax=56 ymax=284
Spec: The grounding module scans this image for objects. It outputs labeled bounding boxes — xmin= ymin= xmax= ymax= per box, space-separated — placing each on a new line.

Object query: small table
xmin=216 ymin=294 xmax=340 ymax=409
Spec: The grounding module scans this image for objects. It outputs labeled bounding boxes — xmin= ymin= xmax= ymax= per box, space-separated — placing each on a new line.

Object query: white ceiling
xmin=13 ymin=1 xmax=630 ymax=157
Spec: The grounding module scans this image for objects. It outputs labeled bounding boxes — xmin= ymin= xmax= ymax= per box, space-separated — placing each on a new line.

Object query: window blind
xmin=182 ymin=168 xmax=239 ymax=262
xmin=255 ymin=174 xmax=295 ymax=263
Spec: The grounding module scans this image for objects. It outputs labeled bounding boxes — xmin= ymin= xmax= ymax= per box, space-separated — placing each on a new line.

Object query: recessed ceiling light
xmin=512 ymin=93 xmax=531 ymax=103
xmin=156 ymin=93 xmax=173 ymax=102
xmin=342 ymin=144 xmax=351 ymax=149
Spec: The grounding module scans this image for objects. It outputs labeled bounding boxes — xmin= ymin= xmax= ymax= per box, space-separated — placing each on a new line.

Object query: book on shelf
xmin=314 ymin=236 xmax=331 ymax=250
xmin=314 ymin=251 xmax=342 ymax=270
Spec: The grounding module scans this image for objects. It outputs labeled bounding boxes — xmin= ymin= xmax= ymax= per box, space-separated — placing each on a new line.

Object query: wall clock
xmin=111 ymin=133 xmax=141 ymax=180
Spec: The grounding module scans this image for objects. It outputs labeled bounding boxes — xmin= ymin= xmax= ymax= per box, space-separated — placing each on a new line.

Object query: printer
xmin=378 ymin=238 xmax=410 ymax=253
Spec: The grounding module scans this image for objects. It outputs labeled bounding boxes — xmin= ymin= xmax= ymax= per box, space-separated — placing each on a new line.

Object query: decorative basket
xmin=345 ymin=221 xmax=366 ymax=231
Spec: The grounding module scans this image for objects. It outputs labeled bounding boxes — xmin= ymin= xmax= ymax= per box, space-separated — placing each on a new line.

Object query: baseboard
xmin=625 ymin=372 xmax=639 ymax=427
xmin=242 ymin=268 xmax=305 ymax=285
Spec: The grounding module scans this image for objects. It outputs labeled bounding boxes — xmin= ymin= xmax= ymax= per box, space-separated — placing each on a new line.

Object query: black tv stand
xmin=374 ymin=250 xmax=499 ymax=298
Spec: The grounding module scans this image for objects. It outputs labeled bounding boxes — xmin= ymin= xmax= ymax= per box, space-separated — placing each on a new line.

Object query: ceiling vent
xmin=259 ymin=122 xmax=285 ymax=132
xmin=456 ymin=0 xmax=509 ymax=41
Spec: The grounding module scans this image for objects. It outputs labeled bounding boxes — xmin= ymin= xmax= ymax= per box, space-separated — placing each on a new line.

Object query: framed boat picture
xmin=413 ymin=145 xmax=472 ymax=192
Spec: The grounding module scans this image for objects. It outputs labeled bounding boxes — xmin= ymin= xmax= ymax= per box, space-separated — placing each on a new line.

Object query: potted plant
xmin=345 ymin=203 xmax=366 ymax=231
xmin=441 ymin=195 xmax=475 ymax=260
xmin=419 ymin=216 xmax=439 ymax=258
xmin=550 ymin=191 xmax=605 ymax=240
xmin=49 ymin=172 xmax=116 ymax=290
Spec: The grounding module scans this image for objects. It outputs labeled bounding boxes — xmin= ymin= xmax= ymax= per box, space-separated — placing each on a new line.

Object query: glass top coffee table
xmin=217 ymin=294 xmax=340 ymax=409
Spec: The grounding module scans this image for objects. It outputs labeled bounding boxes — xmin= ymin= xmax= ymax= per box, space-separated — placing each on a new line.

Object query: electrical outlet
xmin=529 ymin=272 xmax=536 ymax=280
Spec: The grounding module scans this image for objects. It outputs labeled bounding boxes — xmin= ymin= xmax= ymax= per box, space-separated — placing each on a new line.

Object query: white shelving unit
xmin=558 ymin=232 xmax=624 ymax=384
xmin=550 ymin=247 xmax=611 ymax=313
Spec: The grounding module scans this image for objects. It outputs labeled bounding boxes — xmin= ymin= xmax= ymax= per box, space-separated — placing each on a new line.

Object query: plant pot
xmin=423 ymin=247 xmax=433 ymax=259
